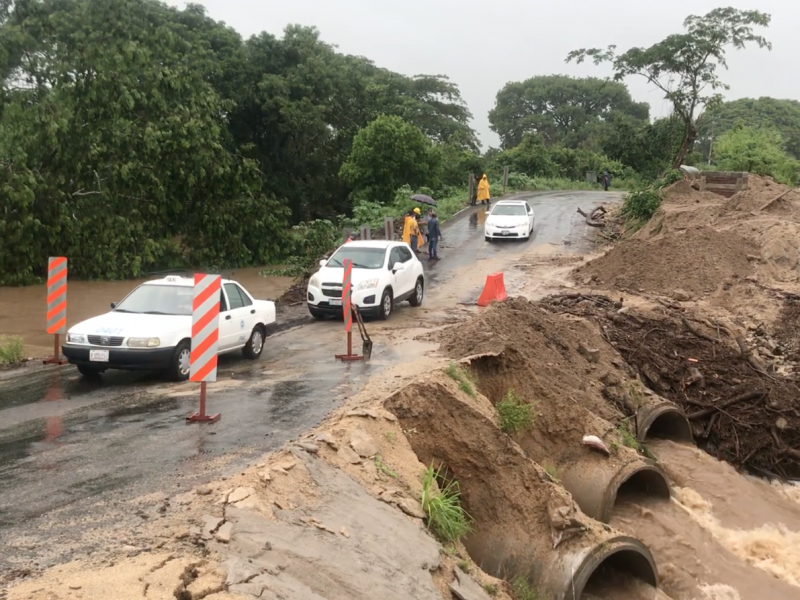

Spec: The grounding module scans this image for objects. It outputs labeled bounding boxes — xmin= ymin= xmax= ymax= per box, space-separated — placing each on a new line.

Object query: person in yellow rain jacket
xmin=477 ymin=174 xmax=491 ymax=205
xmin=402 ymin=208 xmax=422 ymax=252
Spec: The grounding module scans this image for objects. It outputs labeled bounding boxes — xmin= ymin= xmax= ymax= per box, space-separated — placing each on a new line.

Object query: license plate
xmin=500 ymin=231 xmax=510 ymax=235
xmin=89 ymin=349 xmax=109 ymax=362
xmin=329 ymin=298 xmax=342 ymax=306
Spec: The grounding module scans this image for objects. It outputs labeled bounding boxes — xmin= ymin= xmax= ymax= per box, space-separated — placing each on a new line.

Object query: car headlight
xmin=357 ymin=279 xmax=379 ymax=290
xmin=309 ymin=276 xmax=320 ymax=288
xmin=128 ymin=337 xmax=160 ymax=348
xmin=67 ymin=333 xmax=86 ymax=343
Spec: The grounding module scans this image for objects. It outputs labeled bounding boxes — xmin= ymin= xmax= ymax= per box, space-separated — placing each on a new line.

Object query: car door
xmin=222 ymin=283 xmax=253 ymax=349
xmin=525 ymin=202 xmax=534 ymax=231
xmin=216 ymin=288 xmax=238 ymax=351
xmin=394 ymin=245 xmax=416 ymax=297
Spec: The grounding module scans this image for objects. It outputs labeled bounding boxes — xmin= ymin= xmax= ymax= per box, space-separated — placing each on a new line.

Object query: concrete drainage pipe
xmin=558 ymin=458 xmax=671 ymax=523
xmin=635 ymin=394 xmax=694 ymax=443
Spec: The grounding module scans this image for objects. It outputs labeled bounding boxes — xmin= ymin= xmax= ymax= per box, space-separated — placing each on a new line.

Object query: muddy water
xmin=583 ymin=572 xmax=674 ymax=599
xmin=607 ymin=440 xmax=800 ymax=600
xmin=0 ymin=267 xmax=294 ymax=357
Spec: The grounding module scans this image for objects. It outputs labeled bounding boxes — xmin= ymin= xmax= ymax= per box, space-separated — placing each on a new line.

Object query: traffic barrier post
xmin=187 ymin=273 xmax=221 ymax=423
xmin=44 ymin=256 xmax=68 ymax=365
xmin=334 ymin=259 xmax=364 ymax=362
xmin=384 ymin=217 xmax=394 ymax=240
xmin=360 ymin=224 xmax=371 ymax=240
xmin=477 ymin=272 xmax=508 ymax=307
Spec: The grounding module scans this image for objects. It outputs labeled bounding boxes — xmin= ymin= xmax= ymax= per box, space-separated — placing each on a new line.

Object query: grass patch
xmin=374 ymin=455 xmax=398 ymax=478
xmin=483 ymin=583 xmax=498 ymax=596
xmin=0 ymin=335 xmax=24 ymax=366
xmin=383 ymin=431 xmax=396 ymax=442
xmin=617 ymin=418 xmax=640 ymax=451
xmin=511 ymin=576 xmax=542 ymax=600
xmin=496 ymin=389 xmax=533 ymax=434
xmin=457 ymin=560 xmax=471 ymax=573
xmin=445 ymin=362 xmax=476 ymax=397
xmin=544 ymin=465 xmax=559 ymax=481
xmin=421 ymin=462 xmax=472 ymax=543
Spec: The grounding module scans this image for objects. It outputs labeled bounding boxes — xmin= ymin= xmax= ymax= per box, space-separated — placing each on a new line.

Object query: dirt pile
xmin=574 ymin=226 xmax=757 ymax=297
xmin=541 ymin=293 xmax=800 ymax=479
xmin=576 ymin=175 xmax=800 ymax=300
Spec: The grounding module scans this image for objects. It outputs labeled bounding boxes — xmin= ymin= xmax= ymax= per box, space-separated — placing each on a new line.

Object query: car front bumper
xmin=62 ymin=345 xmax=175 ymax=371
xmin=485 ymin=225 xmax=528 ymax=238
xmin=306 ymin=284 xmax=382 ymax=313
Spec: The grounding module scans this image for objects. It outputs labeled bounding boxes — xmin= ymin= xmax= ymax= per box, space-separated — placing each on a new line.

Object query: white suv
xmin=307 ymin=241 xmax=425 ymax=320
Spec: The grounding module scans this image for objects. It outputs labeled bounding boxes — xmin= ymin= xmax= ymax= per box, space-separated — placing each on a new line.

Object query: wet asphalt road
xmin=0 ymin=190 xmax=617 ymax=573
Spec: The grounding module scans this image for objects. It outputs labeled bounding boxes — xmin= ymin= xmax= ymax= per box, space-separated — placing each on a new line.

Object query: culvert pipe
xmin=558 ymin=456 xmax=671 ymax=524
xmin=385 ymin=378 xmax=661 ymax=600
xmin=634 ymin=393 xmax=694 ymax=443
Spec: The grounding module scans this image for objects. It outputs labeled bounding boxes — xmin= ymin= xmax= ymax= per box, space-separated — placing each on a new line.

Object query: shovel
xmin=352 ymin=305 xmax=373 ymax=360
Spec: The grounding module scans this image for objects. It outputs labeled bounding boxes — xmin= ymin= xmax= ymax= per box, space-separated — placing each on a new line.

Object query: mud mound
xmin=542 ymin=294 xmax=800 ymax=479
xmin=661 ymin=180 xmax=727 ymax=208
xmin=724 ymin=175 xmax=798 ymax=214
xmin=574 ymin=226 xmax=757 ymax=296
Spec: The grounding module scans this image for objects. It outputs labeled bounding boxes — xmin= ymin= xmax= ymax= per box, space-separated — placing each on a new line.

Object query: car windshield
xmin=114 ymin=284 xmax=194 ymax=316
xmin=326 ymin=247 xmax=386 ymax=269
xmin=491 ymin=204 xmax=527 ymax=216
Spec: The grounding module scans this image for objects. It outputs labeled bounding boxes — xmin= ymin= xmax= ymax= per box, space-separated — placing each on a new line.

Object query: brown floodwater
xmin=605 ymin=440 xmax=800 ymax=600
xmin=0 ymin=267 xmax=294 ymax=357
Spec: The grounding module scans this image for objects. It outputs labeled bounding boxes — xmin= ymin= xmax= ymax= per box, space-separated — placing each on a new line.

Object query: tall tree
xmin=567 ymin=7 xmax=772 ymax=168
xmin=698 ymin=97 xmax=800 ymax=160
xmin=489 ymin=75 xmax=648 ymax=150
xmin=339 ymin=115 xmax=441 ymax=205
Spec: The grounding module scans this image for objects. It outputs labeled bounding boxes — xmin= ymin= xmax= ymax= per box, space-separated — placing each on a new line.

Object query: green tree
xmin=489 ymin=75 xmax=649 ymax=150
xmin=713 ymin=124 xmax=798 ymax=184
xmin=339 ymin=115 xmax=441 ymax=204
xmin=498 ymin=134 xmax=559 ymax=178
xmin=698 ymin=97 xmax=800 ymax=160
xmin=567 ymin=7 xmax=772 ymax=168
xmin=602 ymin=115 xmax=685 ymax=178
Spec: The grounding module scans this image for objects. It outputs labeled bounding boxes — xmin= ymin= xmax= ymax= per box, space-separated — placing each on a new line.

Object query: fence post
xmin=384 ymin=217 xmax=394 ymax=240
xmin=360 ymin=225 xmax=371 ymax=240
xmin=502 ymin=165 xmax=509 ymax=194
xmin=187 ymin=273 xmax=221 ymax=423
xmin=699 ymin=176 xmax=707 ymax=192
xmin=468 ymin=173 xmax=476 ymax=204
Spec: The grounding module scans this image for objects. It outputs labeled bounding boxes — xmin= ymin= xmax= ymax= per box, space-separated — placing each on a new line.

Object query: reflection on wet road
xmin=0 ymin=190 xmax=618 ymax=570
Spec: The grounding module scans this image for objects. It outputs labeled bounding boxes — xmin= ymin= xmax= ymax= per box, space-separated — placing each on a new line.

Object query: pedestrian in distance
xmin=427 ymin=212 xmax=442 ymax=260
xmin=477 ymin=173 xmax=491 ymax=205
xmin=602 ymin=169 xmax=611 ymax=191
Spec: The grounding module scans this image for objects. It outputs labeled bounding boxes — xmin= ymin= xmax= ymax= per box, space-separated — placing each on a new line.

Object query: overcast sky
xmin=169 ymin=0 xmax=798 ymax=149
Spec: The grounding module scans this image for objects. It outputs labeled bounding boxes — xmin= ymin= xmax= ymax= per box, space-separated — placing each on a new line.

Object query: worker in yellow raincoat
xmin=402 ymin=208 xmax=422 ymax=252
xmin=477 ymin=174 xmax=491 ymax=205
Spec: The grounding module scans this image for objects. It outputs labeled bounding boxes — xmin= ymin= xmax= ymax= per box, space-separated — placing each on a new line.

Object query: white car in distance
xmin=484 ymin=200 xmax=535 ymax=241
xmin=307 ymin=240 xmax=425 ymax=321
xmin=62 ymin=275 xmax=277 ymax=381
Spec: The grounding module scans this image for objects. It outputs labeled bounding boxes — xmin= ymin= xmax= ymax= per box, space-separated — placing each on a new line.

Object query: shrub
xmin=620 ymin=187 xmax=662 ymax=222
xmin=445 ymin=363 xmax=476 ymax=397
xmin=496 ymin=389 xmax=533 ymax=434
xmin=420 ymin=463 xmax=472 ymax=542
xmin=0 ymin=335 xmax=24 ymax=366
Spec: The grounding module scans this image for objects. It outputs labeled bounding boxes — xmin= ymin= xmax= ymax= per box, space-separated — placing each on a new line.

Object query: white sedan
xmin=484 ymin=200 xmax=536 ymax=241
xmin=307 ymin=240 xmax=425 ymax=320
xmin=62 ymin=275 xmax=276 ymax=380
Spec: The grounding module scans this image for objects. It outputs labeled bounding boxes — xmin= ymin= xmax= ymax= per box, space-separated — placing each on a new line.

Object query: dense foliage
xmin=713 ymin=125 xmax=799 ymax=184
xmin=0 ymin=0 xmax=476 ymax=283
xmin=489 ymin=75 xmax=649 ymax=150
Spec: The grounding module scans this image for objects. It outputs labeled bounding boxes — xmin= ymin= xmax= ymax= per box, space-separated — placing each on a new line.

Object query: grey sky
xmin=171 ymin=0 xmax=798 ymax=149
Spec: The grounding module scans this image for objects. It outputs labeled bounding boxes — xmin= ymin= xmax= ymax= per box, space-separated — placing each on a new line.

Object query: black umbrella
xmin=410 ymin=193 xmax=436 ymax=206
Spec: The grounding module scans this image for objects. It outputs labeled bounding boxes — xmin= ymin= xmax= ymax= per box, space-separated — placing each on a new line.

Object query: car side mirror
xmin=319 ymin=259 xmax=327 ymax=267
xmin=110 ymin=302 xmax=116 ymax=309
xmin=392 ymin=262 xmax=405 ymax=272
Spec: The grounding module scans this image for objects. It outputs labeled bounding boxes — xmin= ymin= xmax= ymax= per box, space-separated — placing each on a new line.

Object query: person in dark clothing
xmin=427 ymin=212 xmax=442 ymax=260
xmin=602 ymin=169 xmax=611 ymax=191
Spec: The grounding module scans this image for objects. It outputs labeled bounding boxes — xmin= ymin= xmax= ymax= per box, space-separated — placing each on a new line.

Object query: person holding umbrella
xmin=477 ymin=174 xmax=491 ymax=205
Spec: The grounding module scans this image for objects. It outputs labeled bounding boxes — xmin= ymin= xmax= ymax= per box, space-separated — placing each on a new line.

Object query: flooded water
xmin=0 ymin=267 xmax=294 ymax=356
xmin=606 ymin=440 xmax=800 ymax=600
xmin=583 ymin=571 xmax=674 ymax=599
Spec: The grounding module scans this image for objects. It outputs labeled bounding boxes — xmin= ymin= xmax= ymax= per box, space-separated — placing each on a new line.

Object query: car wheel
xmin=378 ymin=288 xmax=393 ymax=320
xmin=77 ymin=364 xmax=103 ymax=378
xmin=485 ymin=236 xmax=491 ymax=242
xmin=243 ymin=325 xmax=265 ymax=359
xmin=167 ymin=340 xmax=192 ymax=382
xmin=309 ymin=308 xmax=326 ymax=320
xmin=409 ymin=277 xmax=424 ymax=307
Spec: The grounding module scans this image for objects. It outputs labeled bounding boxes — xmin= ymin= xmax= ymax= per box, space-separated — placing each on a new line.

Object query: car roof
xmin=335 ymin=240 xmax=395 ymax=249
xmin=494 ymin=199 xmax=527 ymax=205
xmin=142 ymin=275 xmax=235 ymax=287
